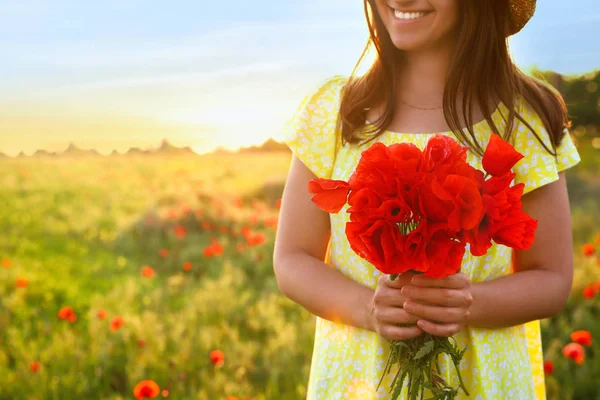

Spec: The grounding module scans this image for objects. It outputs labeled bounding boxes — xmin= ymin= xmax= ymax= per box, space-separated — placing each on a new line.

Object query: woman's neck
xmin=396 ymin=45 xmax=454 ymax=106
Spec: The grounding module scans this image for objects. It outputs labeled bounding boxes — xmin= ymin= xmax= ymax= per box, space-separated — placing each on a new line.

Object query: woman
xmin=273 ymin=0 xmax=580 ymax=399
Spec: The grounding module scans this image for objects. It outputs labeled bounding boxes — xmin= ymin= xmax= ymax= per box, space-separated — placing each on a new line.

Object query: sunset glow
xmin=0 ymin=1 xmax=597 ymax=156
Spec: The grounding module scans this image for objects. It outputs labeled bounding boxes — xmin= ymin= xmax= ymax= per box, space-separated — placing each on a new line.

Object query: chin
xmin=388 ymin=35 xmax=430 ymax=52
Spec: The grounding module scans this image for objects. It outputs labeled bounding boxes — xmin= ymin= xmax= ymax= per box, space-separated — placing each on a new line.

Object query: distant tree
xmin=532 ymin=68 xmax=600 ymax=132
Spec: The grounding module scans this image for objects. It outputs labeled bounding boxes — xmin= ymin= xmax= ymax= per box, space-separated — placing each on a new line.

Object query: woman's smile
xmin=388 ymin=5 xmax=433 ymax=24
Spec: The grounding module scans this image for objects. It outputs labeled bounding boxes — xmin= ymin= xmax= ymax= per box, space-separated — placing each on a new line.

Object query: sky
xmin=0 ymin=0 xmax=598 ymax=156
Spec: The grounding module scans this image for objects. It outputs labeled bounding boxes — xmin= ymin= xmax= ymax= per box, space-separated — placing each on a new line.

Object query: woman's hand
xmin=369 ymin=272 xmax=425 ymax=341
xmin=400 ymin=272 xmax=473 ymax=337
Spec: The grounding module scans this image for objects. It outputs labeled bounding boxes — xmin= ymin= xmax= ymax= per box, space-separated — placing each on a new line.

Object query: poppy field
xmin=0 ymin=137 xmax=599 ymax=400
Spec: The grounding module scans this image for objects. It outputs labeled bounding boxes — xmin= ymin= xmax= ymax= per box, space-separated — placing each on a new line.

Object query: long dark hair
xmin=338 ymin=0 xmax=569 ymax=157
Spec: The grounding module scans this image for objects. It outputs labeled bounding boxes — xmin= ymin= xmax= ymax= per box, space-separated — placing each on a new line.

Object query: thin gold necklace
xmin=398 ymin=98 xmax=443 ymax=111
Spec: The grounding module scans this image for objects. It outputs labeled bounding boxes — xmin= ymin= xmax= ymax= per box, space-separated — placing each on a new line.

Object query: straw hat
xmin=508 ymin=0 xmax=536 ymax=35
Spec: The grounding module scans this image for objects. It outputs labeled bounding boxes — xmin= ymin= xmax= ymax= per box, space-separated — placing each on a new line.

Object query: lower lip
xmin=390 ymin=9 xmax=431 ymax=24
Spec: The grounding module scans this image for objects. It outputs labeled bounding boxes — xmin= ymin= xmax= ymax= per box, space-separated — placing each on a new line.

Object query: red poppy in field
xmin=241 ymin=226 xmax=252 ymax=238
xmin=133 ymin=379 xmax=160 ymax=399
xmin=226 ymin=397 xmax=239 ymax=400
xmin=264 ymin=216 xmax=278 ymax=229
xmin=220 ymin=225 xmax=229 ymax=233
xmin=29 ymin=362 xmax=40 ymax=373
xmin=137 ymin=339 xmax=146 ymax=348
xmin=159 ymin=248 xmax=169 ymax=258
xmin=183 ymin=261 xmax=192 ymax=271
xmin=275 ymin=198 xmax=282 ymax=209
xmin=173 ymin=225 xmax=187 ymax=239
xmin=167 ymin=209 xmax=178 ymax=220
xmin=141 ymin=266 xmax=155 ymax=278
xmin=1 ymin=258 xmax=11 ymax=268
xmin=562 ymin=342 xmax=585 ymax=364
xmin=583 ymin=285 xmax=596 ymax=299
xmin=210 ymin=349 xmax=225 ymax=366
xmin=162 ymin=389 xmax=170 ymax=397
xmin=236 ymin=243 xmax=245 ymax=253
xmin=246 ymin=232 xmax=266 ymax=247
xmin=582 ymin=243 xmax=595 ymax=256
xmin=249 ymin=214 xmax=258 ymax=225
xmin=97 ymin=309 xmax=108 ymax=320
xmin=200 ymin=221 xmax=214 ymax=231
xmin=571 ymin=330 xmax=593 ymax=347
xmin=110 ymin=316 xmax=124 ymax=332
xmin=58 ymin=306 xmax=77 ymax=323
xmin=15 ymin=277 xmax=28 ymax=288
xmin=234 ymin=197 xmax=244 ymax=208
xmin=204 ymin=241 xmax=224 ymax=257
xmin=543 ymin=360 xmax=553 ymax=375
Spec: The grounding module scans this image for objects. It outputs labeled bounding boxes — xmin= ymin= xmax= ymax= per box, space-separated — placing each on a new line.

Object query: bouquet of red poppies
xmin=308 ymin=133 xmax=537 ymax=399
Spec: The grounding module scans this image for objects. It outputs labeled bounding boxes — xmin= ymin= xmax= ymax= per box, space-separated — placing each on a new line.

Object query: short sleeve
xmin=282 ymin=75 xmax=347 ymax=179
xmin=512 ymin=104 xmax=581 ymax=195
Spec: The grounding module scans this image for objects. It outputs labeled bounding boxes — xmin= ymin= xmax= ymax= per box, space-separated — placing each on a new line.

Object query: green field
xmin=0 ymin=139 xmax=599 ymax=399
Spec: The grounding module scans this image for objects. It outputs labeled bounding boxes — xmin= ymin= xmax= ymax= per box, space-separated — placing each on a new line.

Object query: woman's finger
xmin=379 ymin=324 xmax=424 ymax=341
xmin=411 ymin=272 xmax=470 ymax=289
xmin=403 ymin=300 xmax=469 ymax=324
xmin=416 ymin=319 xmax=463 ymax=337
xmin=374 ymin=306 xmax=420 ymax=325
xmin=382 ymin=271 xmax=420 ymax=289
xmin=401 ymin=285 xmax=472 ymax=308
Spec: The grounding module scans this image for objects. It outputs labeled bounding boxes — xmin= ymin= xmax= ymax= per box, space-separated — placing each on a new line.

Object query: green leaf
xmin=413 ymin=340 xmax=435 ymax=360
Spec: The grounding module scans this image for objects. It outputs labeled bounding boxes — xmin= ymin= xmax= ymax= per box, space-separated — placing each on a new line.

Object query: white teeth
xmin=393 ymin=10 xmax=427 ymax=20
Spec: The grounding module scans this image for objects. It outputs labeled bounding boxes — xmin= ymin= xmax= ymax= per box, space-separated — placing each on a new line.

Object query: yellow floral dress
xmin=283 ymin=75 xmax=581 ymax=400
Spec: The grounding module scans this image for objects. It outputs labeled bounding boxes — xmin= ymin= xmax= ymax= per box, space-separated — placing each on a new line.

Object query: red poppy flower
xmin=233 ymin=197 xmax=244 ymax=208
xmin=159 ymin=248 xmax=169 ymax=258
xmin=30 ymin=362 xmax=40 ymax=373
xmin=204 ymin=241 xmax=224 ymax=257
xmin=137 ymin=339 xmax=146 ymax=348
xmin=183 ymin=261 xmax=192 ymax=271
xmin=110 ymin=316 xmax=124 ymax=332
xmin=583 ymin=285 xmax=596 ymax=299
xmin=481 ymin=133 xmax=524 ymax=177
xmin=246 ymin=232 xmax=266 ymax=247
xmin=1 ymin=258 xmax=11 ymax=268
xmin=582 ymin=243 xmax=595 ymax=256
xmin=562 ymin=342 xmax=585 ymax=364
xmin=275 ymin=198 xmax=282 ymax=209
xmin=571 ymin=330 xmax=592 ymax=347
xmin=58 ymin=306 xmax=77 ymax=323
xmin=543 ymin=360 xmax=553 ymax=375
xmin=210 ymin=349 xmax=225 ymax=366
xmin=308 ymin=178 xmax=351 ymax=213
xmin=15 ymin=277 xmax=28 ymax=288
xmin=200 ymin=221 xmax=214 ymax=231
xmin=174 ymin=225 xmax=187 ymax=239
xmin=97 ymin=309 xmax=108 ymax=320
xmin=141 ymin=266 xmax=155 ymax=278
xmin=264 ymin=216 xmax=278 ymax=229
xmin=133 ymin=379 xmax=160 ymax=399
